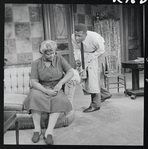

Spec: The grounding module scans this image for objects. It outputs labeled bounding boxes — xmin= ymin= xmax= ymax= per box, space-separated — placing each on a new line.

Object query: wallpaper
xmin=4 ymin=4 xmax=44 ymax=65
xmin=73 ymin=4 xmax=119 ymax=31
xmin=73 ymin=4 xmax=95 ymax=31
xmin=4 ymin=4 xmax=120 ymax=66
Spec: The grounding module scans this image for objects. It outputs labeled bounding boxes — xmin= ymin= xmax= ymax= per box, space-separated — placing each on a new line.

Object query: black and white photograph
xmin=3 ymin=2 xmax=145 ymax=146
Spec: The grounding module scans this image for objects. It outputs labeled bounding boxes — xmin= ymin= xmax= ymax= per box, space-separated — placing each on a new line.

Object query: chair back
xmin=4 ymin=67 xmax=31 ymax=95
xmin=104 ymin=54 xmax=121 ymax=74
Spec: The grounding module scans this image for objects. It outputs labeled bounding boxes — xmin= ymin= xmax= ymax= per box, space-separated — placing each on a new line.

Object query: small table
xmin=121 ymin=60 xmax=144 ymax=99
xmin=4 ymin=111 xmax=19 ymax=145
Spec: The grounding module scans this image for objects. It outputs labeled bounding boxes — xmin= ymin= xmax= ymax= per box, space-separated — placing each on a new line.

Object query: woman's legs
xmin=45 ymin=112 xmax=60 ymax=137
xmin=32 ymin=110 xmax=41 ymax=133
xmin=31 ymin=110 xmax=42 ymax=143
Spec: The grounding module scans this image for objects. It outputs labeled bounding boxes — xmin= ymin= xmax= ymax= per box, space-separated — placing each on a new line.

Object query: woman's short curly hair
xmin=39 ymin=40 xmax=57 ymax=54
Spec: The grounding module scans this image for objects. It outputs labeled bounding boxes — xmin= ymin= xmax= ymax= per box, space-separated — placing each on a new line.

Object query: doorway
xmin=122 ymin=5 xmax=143 ymax=62
xmin=42 ymin=4 xmax=75 ymax=67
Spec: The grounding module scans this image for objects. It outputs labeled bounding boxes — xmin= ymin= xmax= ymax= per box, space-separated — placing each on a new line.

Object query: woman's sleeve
xmin=60 ymin=56 xmax=72 ymax=73
xmin=30 ymin=60 xmax=39 ymax=80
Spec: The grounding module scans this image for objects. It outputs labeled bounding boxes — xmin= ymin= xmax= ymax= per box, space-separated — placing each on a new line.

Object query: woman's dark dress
xmin=24 ymin=54 xmax=72 ymax=115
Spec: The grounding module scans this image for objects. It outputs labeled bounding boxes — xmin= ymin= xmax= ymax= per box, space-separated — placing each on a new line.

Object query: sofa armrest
xmin=64 ymin=69 xmax=80 ymax=110
xmin=4 ymin=93 xmax=27 ymax=111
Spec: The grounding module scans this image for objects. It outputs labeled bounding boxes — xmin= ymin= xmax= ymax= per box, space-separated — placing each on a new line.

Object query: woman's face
xmin=43 ymin=50 xmax=55 ymax=62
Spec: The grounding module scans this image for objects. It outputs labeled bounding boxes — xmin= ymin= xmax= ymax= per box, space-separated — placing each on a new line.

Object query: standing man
xmin=71 ymin=24 xmax=111 ymax=113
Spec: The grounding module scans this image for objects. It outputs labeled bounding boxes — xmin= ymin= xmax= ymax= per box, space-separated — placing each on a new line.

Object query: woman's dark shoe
xmin=44 ymin=134 xmax=54 ymax=145
xmin=32 ymin=132 xmax=41 ymax=143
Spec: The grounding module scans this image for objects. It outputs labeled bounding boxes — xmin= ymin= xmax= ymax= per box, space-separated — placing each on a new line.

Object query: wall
xmin=4 ymin=4 xmax=44 ymax=65
xmin=73 ymin=4 xmax=120 ymax=31
xmin=73 ymin=4 xmax=94 ymax=31
xmin=4 ymin=4 xmax=120 ymax=66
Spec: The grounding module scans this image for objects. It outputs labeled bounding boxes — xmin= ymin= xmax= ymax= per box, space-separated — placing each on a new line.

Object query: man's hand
xmin=75 ymin=60 xmax=81 ymax=67
xmin=76 ymin=66 xmax=81 ymax=73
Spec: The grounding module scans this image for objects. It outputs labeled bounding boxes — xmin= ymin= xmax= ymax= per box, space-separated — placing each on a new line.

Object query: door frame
xmin=142 ymin=5 xmax=145 ymax=58
xmin=120 ymin=5 xmax=144 ymax=62
xmin=48 ymin=4 xmax=75 ymax=67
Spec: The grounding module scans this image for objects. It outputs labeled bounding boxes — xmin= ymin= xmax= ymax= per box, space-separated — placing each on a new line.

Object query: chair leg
xmin=106 ymin=78 xmax=109 ymax=91
xmin=124 ymin=75 xmax=127 ymax=96
xmin=104 ymin=75 xmax=106 ymax=88
xmin=117 ymin=77 xmax=119 ymax=92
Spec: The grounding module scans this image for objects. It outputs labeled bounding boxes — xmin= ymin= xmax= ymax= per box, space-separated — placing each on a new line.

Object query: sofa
xmin=4 ymin=64 xmax=80 ymax=130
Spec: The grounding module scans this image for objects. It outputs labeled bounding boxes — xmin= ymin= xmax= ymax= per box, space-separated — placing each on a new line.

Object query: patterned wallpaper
xmin=4 ymin=4 xmax=120 ymax=66
xmin=73 ymin=4 xmax=120 ymax=31
xmin=4 ymin=4 xmax=44 ymax=65
xmin=73 ymin=4 xmax=95 ymax=31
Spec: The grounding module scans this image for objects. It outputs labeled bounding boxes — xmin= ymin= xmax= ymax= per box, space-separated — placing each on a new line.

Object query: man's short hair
xmin=74 ymin=24 xmax=87 ymax=33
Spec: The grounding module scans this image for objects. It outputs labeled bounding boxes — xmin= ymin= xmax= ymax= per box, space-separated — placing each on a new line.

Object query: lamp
xmin=95 ymin=12 xmax=100 ymax=21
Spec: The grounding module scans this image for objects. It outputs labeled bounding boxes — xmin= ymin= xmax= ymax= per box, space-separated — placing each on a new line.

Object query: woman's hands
xmin=45 ymin=68 xmax=74 ymax=97
xmin=44 ymin=81 xmax=63 ymax=97
xmin=53 ymin=82 xmax=63 ymax=93
xmin=46 ymin=89 xmax=58 ymax=97
xmin=45 ymin=82 xmax=63 ymax=98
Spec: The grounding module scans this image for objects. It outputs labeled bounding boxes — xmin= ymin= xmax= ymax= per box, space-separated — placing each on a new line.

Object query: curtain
xmin=94 ymin=19 xmax=121 ymax=73
xmin=42 ymin=4 xmax=51 ymax=40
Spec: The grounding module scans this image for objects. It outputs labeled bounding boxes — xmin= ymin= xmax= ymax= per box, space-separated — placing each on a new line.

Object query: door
xmin=122 ymin=5 xmax=143 ymax=62
xmin=49 ymin=4 xmax=75 ymax=67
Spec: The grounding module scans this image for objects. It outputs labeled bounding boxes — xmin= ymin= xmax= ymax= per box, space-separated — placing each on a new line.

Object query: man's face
xmin=74 ymin=31 xmax=87 ymax=44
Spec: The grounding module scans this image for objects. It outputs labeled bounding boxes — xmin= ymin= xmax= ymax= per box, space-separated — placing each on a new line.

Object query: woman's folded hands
xmin=45 ymin=89 xmax=58 ymax=97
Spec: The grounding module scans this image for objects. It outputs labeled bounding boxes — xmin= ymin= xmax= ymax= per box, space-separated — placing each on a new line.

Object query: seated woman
xmin=24 ymin=40 xmax=76 ymax=145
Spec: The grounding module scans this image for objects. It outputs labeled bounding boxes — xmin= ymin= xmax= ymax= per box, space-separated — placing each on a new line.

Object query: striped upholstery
xmin=4 ymin=67 xmax=31 ymax=95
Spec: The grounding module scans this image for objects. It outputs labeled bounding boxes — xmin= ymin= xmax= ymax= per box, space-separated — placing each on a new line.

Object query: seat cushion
xmin=4 ymin=93 xmax=27 ymax=111
xmin=8 ymin=110 xmax=75 ymax=130
xmin=105 ymin=73 xmax=125 ymax=78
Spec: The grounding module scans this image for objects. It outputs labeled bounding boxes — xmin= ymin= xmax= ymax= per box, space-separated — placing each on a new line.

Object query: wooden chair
xmin=102 ymin=55 xmax=127 ymax=96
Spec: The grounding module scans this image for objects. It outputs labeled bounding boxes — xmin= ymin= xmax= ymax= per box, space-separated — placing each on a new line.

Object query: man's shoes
xmin=43 ymin=134 xmax=54 ymax=145
xmin=83 ymin=106 xmax=100 ymax=113
xmin=101 ymin=94 xmax=112 ymax=102
xmin=32 ymin=132 xmax=41 ymax=143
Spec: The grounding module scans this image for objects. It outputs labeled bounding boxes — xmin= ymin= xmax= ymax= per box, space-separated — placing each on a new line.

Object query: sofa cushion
xmin=8 ymin=110 xmax=75 ymax=130
xmin=4 ymin=93 xmax=27 ymax=111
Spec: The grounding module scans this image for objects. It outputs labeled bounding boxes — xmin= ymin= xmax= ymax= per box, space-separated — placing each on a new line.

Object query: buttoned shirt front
xmin=30 ymin=54 xmax=71 ymax=88
xmin=71 ymin=31 xmax=105 ymax=93
xmin=71 ymin=31 xmax=105 ymax=64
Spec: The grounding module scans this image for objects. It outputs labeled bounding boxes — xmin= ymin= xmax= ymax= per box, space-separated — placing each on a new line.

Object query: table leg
xmin=15 ymin=120 xmax=19 ymax=145
xmin=126 ymin=68 xmax=144 ymax=99
xmin=132 ymin=69 xmax=139 ymax=90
